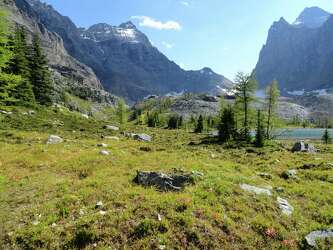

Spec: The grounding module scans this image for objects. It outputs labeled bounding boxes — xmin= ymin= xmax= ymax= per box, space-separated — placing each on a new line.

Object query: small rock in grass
xmin=95 ymin=201 xmax=103 ymax=209
xmin=277 ymin=197 xmax=294 ymax=216
xmin=281 ymin=169 xmax=298 ymax=180
xmin=157 ymin=213 xmax=162 ymax=221
xmin=211 ymin=153 xmax=217 ymax=159
xmin=32 ymin=220 xmax=39 ymax=226
xmin=134 ymin=134 xmax=152 ymax=142
xmin=47 ymin=135 xmax=63 ymax=144
xmin=0 ymin=110 xmax=12 ymax=115
xmin=305 ymin=228 xmax=333 ymax=248
xmin=99 ymin=210 xmax=107 ymax=215
xmin=97 ymin=143 xmax=108 ymax=148
xmin=100 ymin=150 xmax=110 ymax=155
xmin=81 ymin=114 xmax=89 ymax=119
xmin=240 ymin=184 xmax=272 ymax=196
xmin=159 ymin=245 xmax=166 ymax=250
xmin=191 ymin=171 xmax=204 ymax=177
xmin=103 ymin=125 xmax=119 ymax=131
xmin=51 ymin=223 xmax=57 ymax=227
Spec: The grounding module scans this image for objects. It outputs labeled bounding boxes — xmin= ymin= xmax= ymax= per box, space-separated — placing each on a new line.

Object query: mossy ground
xmin=0 ymin=107 xmax=332 ymax=249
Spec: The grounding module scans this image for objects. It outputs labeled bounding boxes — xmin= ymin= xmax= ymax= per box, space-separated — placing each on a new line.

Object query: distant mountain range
xmin=254 ymin=7 xmax=333 ymax=94
xmin=23 ymin=0 xmax=233 ymax=102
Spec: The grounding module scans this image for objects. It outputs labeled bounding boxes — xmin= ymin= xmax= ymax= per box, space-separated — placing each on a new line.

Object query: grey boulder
xmin=134 ymin=134 xmax=152 ymax=142
xmin=304 ymin=228 xmax=333 ymax=248
xmin=133 ymin=171 xmax=198 ymax=191
xmin=292 ymin=141 xmax=316 ymax=153
xmin=277 ymin=197 xmax=294 ymax=216
xmin=47 ymin=135 xmax=63 ymax=144
xmin=281 ymin=169 xmax=298 ymax=180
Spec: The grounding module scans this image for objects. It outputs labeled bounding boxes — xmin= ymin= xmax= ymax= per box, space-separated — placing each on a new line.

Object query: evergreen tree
xmin=194 ymin=115 xmax=204 ymax=133
xmin=265 ymin=80 xmax=280 ymax=139
xmin=255 ymin=110 xmax=265 ymax=148
xmin=0 ymin=73 xmax=21 ymax=105
xmin=147 ymin=111 xmax=159 ymax=127
xmin=9 ymin=27 xmax=31 ymax=77
xmin=116 ymin=98 xmax=127 ymax=124
xmin=234 ymin=72 xmax=257 ymax=142
xmin=167 ymin=115 xmax=183 ymax=129
xmin=0 ymin=10 xmax=21 ymax=106
xmin=29 ymin=35 xmax=53 ymax=105
xmin=218 ymin=105 xmax=236 ymax=143
xmin=9 ymin=27 xmax=35 ymax=106
xmin=0 ymin=11 xmax=12 ymax=70
xmin=322 ymin=127 xmax=332 ymax=144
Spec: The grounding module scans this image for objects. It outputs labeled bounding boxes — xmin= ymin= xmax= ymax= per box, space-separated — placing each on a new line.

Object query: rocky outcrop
xmin=24 ymin=0 xmax=233 ymax=102
xmin=254 ymin=7 xmax=333 ymax=93
xmin=133 ymin=171 xmax=200 ymax=191
xmin=2 ymin=0 xmax=117 ymax=105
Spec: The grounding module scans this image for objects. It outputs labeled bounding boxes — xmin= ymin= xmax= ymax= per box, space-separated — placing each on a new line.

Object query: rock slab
xmin=240 ymin=184 xmax=272 ymax=196
xmin=277 ymin=197 xmax=294 ymax=216
xmin=305 ymin=228 xmax=333 ymax=248
xmin=134 ymin=171 xmax=197 ymax=191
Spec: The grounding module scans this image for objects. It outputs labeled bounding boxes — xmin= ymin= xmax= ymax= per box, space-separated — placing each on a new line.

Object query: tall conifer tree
xmin=29 ymin=35 xmax=52 ymax=106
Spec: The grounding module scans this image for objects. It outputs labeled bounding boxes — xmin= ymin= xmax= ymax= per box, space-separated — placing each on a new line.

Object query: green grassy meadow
xmin=0 ymin=107 xmax=332 ymax=249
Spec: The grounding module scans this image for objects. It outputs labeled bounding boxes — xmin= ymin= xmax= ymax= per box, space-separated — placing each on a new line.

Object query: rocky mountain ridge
xmin=254 ymin=7 xmax=333 ymax=93
xmin=2 ymin=0 xmax=118 ymax=105
xmin=24 ymin=0 xmax=233 ymax=102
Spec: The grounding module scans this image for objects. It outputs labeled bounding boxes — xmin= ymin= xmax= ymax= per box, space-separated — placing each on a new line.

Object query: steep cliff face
xmin=254 ymin=7 xmax=333 ymax=93
xmin=24 ymin=0 xmax=233 ymax=101
xmin=1 ymin=0 xmax=118 ymax=105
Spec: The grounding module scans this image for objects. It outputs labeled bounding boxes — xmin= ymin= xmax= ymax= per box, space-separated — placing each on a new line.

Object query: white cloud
xmin=180 ymin=1 xmax=189 ymax=6
xmin=162 ymin=41 xmax=174 ymax=49
xmin=223 ymin=47 xmax=229 ymax=51
xmin=131 ymin=16 xmax=182 ymax=31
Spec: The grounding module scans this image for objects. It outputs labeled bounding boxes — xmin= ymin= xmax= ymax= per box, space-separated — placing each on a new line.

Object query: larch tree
xmin=234 ymin=72 xmax=257 ymax=142
xmin=265 ymin=80 xmax=280 ymax=139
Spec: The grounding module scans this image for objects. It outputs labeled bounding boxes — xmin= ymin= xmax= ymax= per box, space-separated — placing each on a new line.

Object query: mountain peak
xmin=293 ymin=7 xmax=331 ymax=28
xmin=119 ymin=21 xmax=136 ymax=29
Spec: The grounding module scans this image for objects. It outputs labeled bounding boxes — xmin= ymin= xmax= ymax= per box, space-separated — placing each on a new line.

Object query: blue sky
xmin=43 ymin=0 xmax=333 ymax=80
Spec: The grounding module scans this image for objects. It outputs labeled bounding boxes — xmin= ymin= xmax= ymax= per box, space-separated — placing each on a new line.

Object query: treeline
xmin=0 ymin=11 xmax=52 ymax=107
xmin=130 ymin=72 xmax=281 ymax=147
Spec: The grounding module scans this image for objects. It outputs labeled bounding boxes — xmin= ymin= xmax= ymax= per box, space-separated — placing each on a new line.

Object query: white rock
xmin=240 ymin=184 xmax=272 ymax=196
xmin=47 ymin=135 xmax=63 ymax=144
xmin=100 ymin=150 xmax=110 ymax=155
xmin=96 ymin=201 xmax=103 ymax=208
xmin=32 ymin=220 xmax=39 ymax=225
xmin=157 ymin=213 xmax=162 ymax=221
xmin=81 ymin=114 xmax=89 ymax=119
xmin=277 ymin=197 xmax=294 ymax=216
xmin=99 ymin=210 xmax=107 ymax=215
xmin=104 ymin=125 xmax=119 ymax=131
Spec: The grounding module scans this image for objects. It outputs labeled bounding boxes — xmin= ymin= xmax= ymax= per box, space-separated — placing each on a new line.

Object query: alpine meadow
xmin=0 ymin=0 xmax=332 ymax=249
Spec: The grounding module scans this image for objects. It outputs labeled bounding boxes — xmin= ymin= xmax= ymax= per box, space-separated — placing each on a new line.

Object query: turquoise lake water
xmin=272 ymin=128 xmax=333 ymax=140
